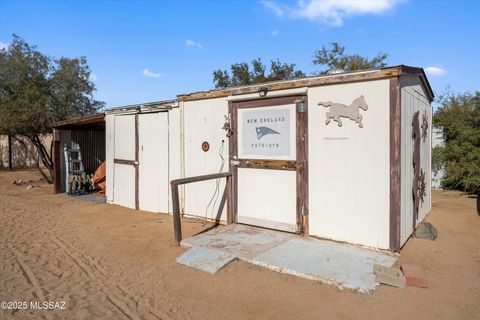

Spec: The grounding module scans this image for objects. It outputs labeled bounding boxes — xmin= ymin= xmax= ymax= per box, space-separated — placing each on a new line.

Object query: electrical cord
xmin=205 ymin=140 xmax=225 ymax=218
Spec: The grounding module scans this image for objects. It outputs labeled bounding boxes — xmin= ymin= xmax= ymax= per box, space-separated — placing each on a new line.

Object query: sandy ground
xmin=0 ymin=169 xmax=479 ymax=320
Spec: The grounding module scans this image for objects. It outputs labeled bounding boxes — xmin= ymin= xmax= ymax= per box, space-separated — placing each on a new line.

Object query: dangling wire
xmin=205 ymin=140 xmax=225 ymax=218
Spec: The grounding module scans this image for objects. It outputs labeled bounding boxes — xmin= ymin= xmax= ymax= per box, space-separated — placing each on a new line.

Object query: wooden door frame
xmin=228 ymin=95 xmax=309 ymax=234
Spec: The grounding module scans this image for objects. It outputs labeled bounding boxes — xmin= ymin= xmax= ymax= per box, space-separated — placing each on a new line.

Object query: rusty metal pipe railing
xmin=170 ymin=172 xmax=233 ymax=245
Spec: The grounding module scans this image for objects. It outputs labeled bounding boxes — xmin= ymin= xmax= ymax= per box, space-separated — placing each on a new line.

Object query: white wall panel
xmin=113 ymin=114 xmax=136 ymax=208
xmin=400 ymin=77 xmax=432 ymax=246
xmin=308 ymin=80 xmax=391 ymax=249
xmin=113 ymin=164 xmax=136 ymax=209
xmin=237 ymin=168 xmax=297 ymax=232
xmin=183 ymin=97 xmax=229 ymax=221
xmin=105 ymin=115 xmax=114 ymax=203
xmin=168 ymin=107 xmax=181 ymax=213
xmin=138 ymin=112 xmax=169 ymax=213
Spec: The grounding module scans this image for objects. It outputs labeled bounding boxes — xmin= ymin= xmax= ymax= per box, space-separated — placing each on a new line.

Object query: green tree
xmin=213 ymin=58 xmax=305 ymax=89
xmin=0 ymin=35 xmax=104 ymax=181
xmin=433 ymin=91 xmax=480 ymax=194
xmin=313 ymin=42 xmax=388 ymax=74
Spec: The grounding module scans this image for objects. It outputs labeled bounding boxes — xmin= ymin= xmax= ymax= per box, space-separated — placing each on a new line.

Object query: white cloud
xmin=424 ymin=66 xmax=446 ymax=76
xmin=142 ymin=68 xmax=162 ymax=78
xmin=261 ymin=0 xmax=286 ymax=17
xmin=262 ymin=0 xmax=403 ymax=26
xmin=185 ymin=39 xmax=202 ymax=49
xmin=0 ymin=40 xmax=8 ymax=50
xmin=271 ymin=29 xmax=280 ymax=36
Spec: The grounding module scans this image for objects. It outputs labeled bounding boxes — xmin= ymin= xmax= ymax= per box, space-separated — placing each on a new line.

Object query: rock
xmin=414 ymin=222 xmax=438 ymax=240
xmin=26 ymin=184 xmax=33 ymax=190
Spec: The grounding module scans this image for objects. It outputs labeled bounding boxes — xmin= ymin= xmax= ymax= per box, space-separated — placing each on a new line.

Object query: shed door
xmin=231 ymin=96 xmax=308 ymax=233
xmin=138 ymin=112 xmax=169 ymax=213
xmin=113 ymin=114 xmax=137 ymax=209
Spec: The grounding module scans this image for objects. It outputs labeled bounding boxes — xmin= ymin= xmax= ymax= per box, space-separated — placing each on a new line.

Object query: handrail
xmin=170 ymin=172 xmax=233 ymax=245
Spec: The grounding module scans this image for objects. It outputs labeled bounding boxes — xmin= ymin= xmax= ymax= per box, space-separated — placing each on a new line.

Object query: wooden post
xmin=8 ymin=134 xmax=13 ymax=171
xmin=170 ymin=172 xmax=232 ymax=245
xmin=226 ymin=175 xmax=232 ymax=224
xmin=171 ymin=183 xmax=182 ymax=245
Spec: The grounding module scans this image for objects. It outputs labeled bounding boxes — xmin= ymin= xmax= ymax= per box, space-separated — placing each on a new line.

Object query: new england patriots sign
xmin=241 ymin=107 xmax=291 ymax=157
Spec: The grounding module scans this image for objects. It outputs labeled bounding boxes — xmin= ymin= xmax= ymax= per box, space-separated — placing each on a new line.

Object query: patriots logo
xmin=256 ymin=127 xmax=280 ymax=140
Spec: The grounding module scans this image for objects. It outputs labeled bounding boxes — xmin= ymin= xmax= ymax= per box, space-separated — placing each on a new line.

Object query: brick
xmin=401 ymin=263 xmax=428 ymax=288
xmin=373 ymin=264 xmax=406 ymax=288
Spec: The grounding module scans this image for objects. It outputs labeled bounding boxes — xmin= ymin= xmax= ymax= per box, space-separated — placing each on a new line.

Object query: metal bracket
xmin=296 ymin=98 xmax=306 ymax=113
xmin=299 ymin=206 xmax=307 ymax=216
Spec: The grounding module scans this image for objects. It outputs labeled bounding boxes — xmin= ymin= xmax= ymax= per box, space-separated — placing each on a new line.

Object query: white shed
xmin=106 ymin=66 xmax=433 ymax=251
xmin=105 ymin=100 xmax=181 ymax=213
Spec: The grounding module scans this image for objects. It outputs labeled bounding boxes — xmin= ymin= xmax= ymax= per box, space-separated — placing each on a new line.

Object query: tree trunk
xmin=27 ymin=134 xmax=53 ymax=183
xmin=8 ymin=134 xmax=13 ymax=171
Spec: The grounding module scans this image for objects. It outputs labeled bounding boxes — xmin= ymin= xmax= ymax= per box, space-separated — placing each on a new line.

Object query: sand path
xmin=0 ymin=169 xmax=479 ymax=319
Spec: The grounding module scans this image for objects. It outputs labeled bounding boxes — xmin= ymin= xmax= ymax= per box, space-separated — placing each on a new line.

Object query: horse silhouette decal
xmin=256 ymin=127 xmax=280 ymax=139
xmin=318 ymin=95 xmax=368 ymax=128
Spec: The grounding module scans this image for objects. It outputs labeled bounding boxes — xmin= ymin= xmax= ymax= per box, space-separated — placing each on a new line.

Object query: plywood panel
xmin=183 ymin=97 xmax=229 ymax=221
xmin=237 ymin=168 xmax=297 ymax=232
xmin=138 ymin=112 xmax=169 ymax=213
xmin=168 ymin=108 xmax=182 ymax=213
xmin=106 ymin=115 xmax=115 ymax=203
xmin=399 ymin=76 xmax=432 ymax=246
xmin=114 ymin=115 xmax=135 ymax=160
xmin=113 ymin=164 xmax=136 ymax=209
xmin=308 ymin=80 xmax=391 ymax=249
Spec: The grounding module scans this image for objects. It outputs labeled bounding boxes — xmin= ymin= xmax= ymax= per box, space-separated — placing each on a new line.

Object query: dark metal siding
xmin=58 ymin=129 xmax=105 ymax=193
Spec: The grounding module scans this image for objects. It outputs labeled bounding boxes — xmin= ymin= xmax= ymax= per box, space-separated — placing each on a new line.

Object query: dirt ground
xmin=0 ymin=169 xmax=479 ymax=320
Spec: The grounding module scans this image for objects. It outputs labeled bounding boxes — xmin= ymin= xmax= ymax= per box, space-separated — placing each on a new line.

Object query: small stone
xmin=26 ymin=184 xmax=33 ymax=190
xmin=414 ymin=222 xmax=438 ymax=240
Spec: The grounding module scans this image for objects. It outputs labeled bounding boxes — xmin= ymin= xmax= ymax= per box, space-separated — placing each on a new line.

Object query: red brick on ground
xmin=401 ymin=263 xmax=428 ymax=288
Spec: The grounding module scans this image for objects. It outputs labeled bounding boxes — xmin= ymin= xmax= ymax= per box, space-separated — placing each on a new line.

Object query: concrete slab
xmin=179 ymin=224 xmax=398 ymax=292
xmin=250 ymin=237 xmax=397 ymax=292
xmin=176 ymin=247 xmax=237 ymax=274
xmin=181 ymin=224 xmax=294 ymax=259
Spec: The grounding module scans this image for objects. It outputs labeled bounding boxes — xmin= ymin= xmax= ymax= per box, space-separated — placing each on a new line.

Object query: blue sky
xmin=1 ymin=0 xmax=479 ymax=108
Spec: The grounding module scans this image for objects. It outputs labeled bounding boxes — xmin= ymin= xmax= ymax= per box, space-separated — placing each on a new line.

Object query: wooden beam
xmin=235 ymin=159 xmax=296 ymax=171
xmin=171 ymin=183 xmax=182 ymax=245
xmin=170 ymin=172 xmax=232 ymax=186
xmin=389 ymin=77 xmax=401 ymax=252
xmin=113 ymin=159 xmax=136 ymax=166
xmin=170 ymin=172 xmax=233 ymax=245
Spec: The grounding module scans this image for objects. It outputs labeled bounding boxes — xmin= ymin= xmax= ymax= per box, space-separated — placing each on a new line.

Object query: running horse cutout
xmin=318 ymin=95 xmax=369 ymax=128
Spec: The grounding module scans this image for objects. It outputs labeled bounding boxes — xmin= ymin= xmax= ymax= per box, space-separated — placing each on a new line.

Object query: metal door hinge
xmin=300 ymin=206 xmax=307 ymax=216
xmin=296 ymin=98 xmax=306 ymax=113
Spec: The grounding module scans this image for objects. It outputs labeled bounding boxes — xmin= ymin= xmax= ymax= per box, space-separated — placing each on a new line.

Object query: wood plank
xmin=114 ymin=159 xmax=136 ymax=166
xmin=170 ymin=172 xmax=232 ymax=186
xmin=389 ymin=77 xmax=401 ymax=251
xmin=171 ymin=184 xmax=182 ymax=245
xmin=235 ymin=159 xmax=296 ymax=171
xmin=178 ymin=69 xmax=401 ymax=102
